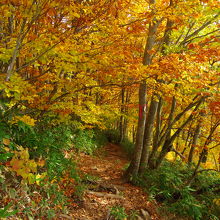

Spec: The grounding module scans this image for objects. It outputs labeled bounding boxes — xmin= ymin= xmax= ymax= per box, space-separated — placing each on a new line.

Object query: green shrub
xmin=168 ymin=186 xmax=204 ymax=220
xmin=104 ymin=129 xmax=121 ymax=144
xmin=138 ymin=161 xmax=220 ymax=220
xmin=103 ymin=129 xmax=134 ymax=157
xmin=120 ymin=137 xmax=134 ymax=158
xmin=7 ymin=122 xmax=79 ymax=181
xmin=110 ymin=205 xmax=128 ymax=220
xmin=0 ymin=119 xmax=82 ymax=219
xmin=73 ymin=129 xmax=107 ymax=155
xmin=93 ymin=129 xmax=108 ymax=148
xmin=0 ymin=117 xmax=108 ymax=219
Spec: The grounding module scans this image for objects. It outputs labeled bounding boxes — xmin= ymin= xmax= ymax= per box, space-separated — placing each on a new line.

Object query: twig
xmin=196 ymin=169 xmax=219 ymax=174
xmin=85 ymin=190 xmax=124 ymax=199
xmin=59 ymin=214 xmax=73 ymax=219
xmin=171 ymin=148 xmax=186 ymax=159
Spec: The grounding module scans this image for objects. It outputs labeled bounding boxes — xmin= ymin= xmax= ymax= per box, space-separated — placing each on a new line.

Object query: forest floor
xmin=69 ymin=143 xmax=162 ymax=220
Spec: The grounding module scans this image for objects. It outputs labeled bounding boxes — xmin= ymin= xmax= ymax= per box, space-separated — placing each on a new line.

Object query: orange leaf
xmin=38 ymin=160 xmax=45 ymax=167
xmin=3 ymin=138 xmax=10 ymax=146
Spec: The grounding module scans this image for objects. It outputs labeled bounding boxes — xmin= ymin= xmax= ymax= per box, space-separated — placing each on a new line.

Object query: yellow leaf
xmin=28 ymin=160 xmax=37 ymax=172
xmin=28 ymin=173 xmax=36 ymax=184
xmin=20 ymin=148 xmax=30 ymax=160
xmin=36 ymin=172 xmax=47 ymax=185
xmin=4 ymin=147 xmax=10 ymax=152
xmin=73 ymin=12 xmax=80 ymax=18
xmin=11 ymin=115 xmax=36 ymax=126
xmin=3 ymin=138 xmax=10 ymax=145
xmin=165 ymin=152 xmax=175 ymax=162
xmin=17 ymin=169 xmax=29 ymax=179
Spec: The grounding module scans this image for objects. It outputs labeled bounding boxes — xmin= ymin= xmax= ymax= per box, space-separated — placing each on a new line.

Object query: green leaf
xmin=0 ymin=203 xmax=18 ymax=218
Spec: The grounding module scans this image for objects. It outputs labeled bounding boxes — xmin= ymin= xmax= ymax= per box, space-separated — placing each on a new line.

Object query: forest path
xmin=70 ymin=143 xmax=161 ymax=220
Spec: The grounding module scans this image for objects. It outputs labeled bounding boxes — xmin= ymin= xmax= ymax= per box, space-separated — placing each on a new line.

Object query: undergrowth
xmin=136 ymin=161 xmax=220 ymax=220
xmin=0 ymin=117 xmax=107 ymax=218
xmin=110 ymin=205 xmax=128 ymax=220
xmin=73 ymin=129 xmax=107 ymax=155
xmin=104 ymin=129 xmax=134 ymax=158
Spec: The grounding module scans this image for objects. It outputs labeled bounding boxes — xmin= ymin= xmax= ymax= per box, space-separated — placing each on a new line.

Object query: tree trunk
xmin=181 ymin=121 xmax=193 ymax=155
xmin=139 ymin=95 xmax=158 ymax=173
xmin=123 ymin=90 xmax=129 ymax=140
xmin=148 ymin=97 xmax=163 ymax=167
xmin=157 ymin=96 xmax=176 ymax=149
xmin=188 ymin=122 xmax=201 ymax=165
xmin=124 ymin=82 xmax=147 ymax=179
xmin=153 ymin=97 xmax=163 ymax=150
xmin=125 ymin=12 xmax=160 ymax=179
xmin=157 ymin=96 xmax=203 ymax=151
xmin=186 ymin=120 xmax=220 ymax=186
xmin=155 ymin=97 xmax=204 ymax=169
xmin=148 ymin=97 xmax=163 ymax=168
xmin=132 ymin=125 xmax=136 ymax=143
xmin=119 ymin=88 xmax=125 ymax=143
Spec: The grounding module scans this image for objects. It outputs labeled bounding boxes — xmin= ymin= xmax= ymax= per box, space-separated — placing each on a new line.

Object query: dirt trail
xmin=70 ymin=143 xmax=161 ymax=220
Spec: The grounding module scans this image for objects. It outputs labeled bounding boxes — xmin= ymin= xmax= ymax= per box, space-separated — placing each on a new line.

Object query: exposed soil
xmin=69 ymin=143 xmax=161 ymax=220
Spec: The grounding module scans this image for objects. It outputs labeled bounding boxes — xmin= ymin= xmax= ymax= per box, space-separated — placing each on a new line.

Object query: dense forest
xmin=0 ymin=0 xmax=220 ymax=219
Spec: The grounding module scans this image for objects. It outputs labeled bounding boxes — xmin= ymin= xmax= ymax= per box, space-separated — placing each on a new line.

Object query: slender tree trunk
xmin=125 ymin=82 xmax=147 ymax=178
xmin=148 ymin=97 xmax=163 ymax=167
xmin=157 ymin=96 xmax=203 ymax=151
xmin=123 ymin=90 xmax=129 ymax=140
xmin=155 ymin=98 xmax=204 ymax=169
xmin=132 ymin=125 xmax=136 ymax=143
xmin=167 ymin=97 xmax=176 ymax=137
xmin=153 ymin=97 xmax=163 ymax=150
xmin=139 ymin=95 xmax=158 ymax=173
xmin=6 ymin=18 xmax=28 ymax=81
xmin=181 ymin=121 xmax=193 ymax=155
xmin=157 ymin=96 xmax=176 ymax=148
xmin=187 ymin=120 xmax=220 ymax=186
xmin=148 ymin=1 xmax=174 ymax=166
xmin=188 ymin=122 xmax=201 ymax=165
xmin=119 ymin=88 xmax=125 ymax=143
xmin=186 ymin=150 xmax=206 ymax=186
xmin=148 ymin=96 xmax=176 ymax=168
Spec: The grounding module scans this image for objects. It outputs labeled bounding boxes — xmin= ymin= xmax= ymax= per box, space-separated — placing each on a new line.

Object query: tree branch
xmin=181 ymin=12 xmax=220 ymax=45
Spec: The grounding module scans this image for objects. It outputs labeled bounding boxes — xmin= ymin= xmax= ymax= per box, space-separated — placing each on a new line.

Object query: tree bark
xmin=124 ymin=82 xmax=147 ymax=179
xmin=188 ymin=122 xmax=201 ymax=165
xmin=139 ymin=95 xmax=158 ymax=173
xmin=119 ymin=87 xmax=125 ymax=143
xmin=123 ymin=90 xmax=129 ymax=140
xmin=148 ymin=97 xmax=163 ymax=167
xmin=157 ymin=96 xmax=176 ymax=148
xmin=6 ymin=18 xmax=27 ymax=81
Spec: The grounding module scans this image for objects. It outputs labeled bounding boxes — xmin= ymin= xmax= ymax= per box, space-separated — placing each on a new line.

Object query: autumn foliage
xmin=0 ymin=0 xmax=220 ymax=219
